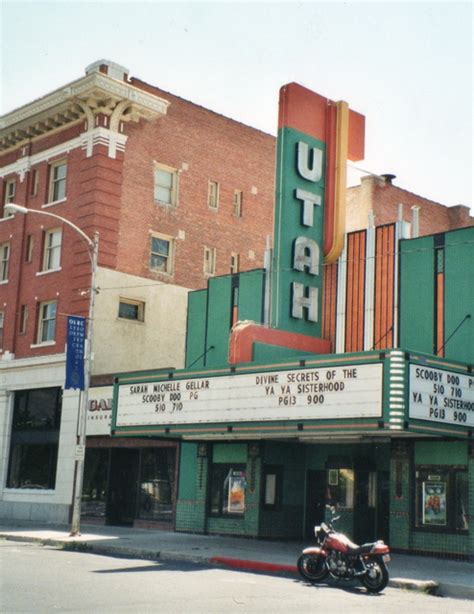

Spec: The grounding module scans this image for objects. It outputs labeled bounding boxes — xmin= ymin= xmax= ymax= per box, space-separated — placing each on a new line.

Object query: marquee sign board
xmin=115 ymin=363 xmax=383 ymax=428
xmin=409 ymin=364 xmax=474 ymax=428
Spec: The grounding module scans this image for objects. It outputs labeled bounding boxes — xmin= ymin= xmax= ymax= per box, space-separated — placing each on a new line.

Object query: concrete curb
xmin=4 ymin=533 xmax=473 ymax=600
xmin=389 ymin=578 xmax=438 ymax=595
xmin=436 ymin=583 xmax=474 ymax=602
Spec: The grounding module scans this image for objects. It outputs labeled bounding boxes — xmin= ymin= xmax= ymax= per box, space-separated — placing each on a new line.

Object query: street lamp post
xmin=5 ymin=203 xmax=98 ymax=536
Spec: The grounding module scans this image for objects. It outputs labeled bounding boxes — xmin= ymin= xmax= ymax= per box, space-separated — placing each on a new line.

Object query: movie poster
xmin=228 ymin=471 xmax=246 ymax=514
xmin=422 ymin=481 xmax=447 ymax=526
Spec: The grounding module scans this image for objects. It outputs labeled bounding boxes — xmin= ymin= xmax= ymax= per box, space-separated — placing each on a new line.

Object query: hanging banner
xmin=65 ymin=315 xmax=86 ymax=390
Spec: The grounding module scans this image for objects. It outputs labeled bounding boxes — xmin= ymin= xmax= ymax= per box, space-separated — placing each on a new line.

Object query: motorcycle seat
xmin=347 ymin=543 xmax=375 ymax=555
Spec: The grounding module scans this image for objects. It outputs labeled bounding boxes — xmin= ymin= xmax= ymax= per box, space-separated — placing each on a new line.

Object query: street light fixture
xmin=5 ymin=202 xmax=99 ymax=536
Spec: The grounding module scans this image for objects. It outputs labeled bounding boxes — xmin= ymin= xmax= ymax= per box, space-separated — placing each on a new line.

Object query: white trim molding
xmin=0 ymin=67 xmax=169 ymax=153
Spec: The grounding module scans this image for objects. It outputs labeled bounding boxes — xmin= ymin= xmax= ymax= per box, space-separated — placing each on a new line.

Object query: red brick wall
xmin=348 ymin=177 xmax=473 ymax=235
xmin=119 ymin=79 xmax=276 ymax=289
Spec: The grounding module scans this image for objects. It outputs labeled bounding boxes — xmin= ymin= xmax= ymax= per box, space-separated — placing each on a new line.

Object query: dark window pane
xmin=151 ymin=237 xmax=169 ymax=256
xmin=119 ymin=302 xmax=139 ymax=320
xmin=7 ymin=443 xmax=58 ymax=489
xmin=12 ymin=388 xmax=61 ymax=430
xmin=81 ymin=449 xmax=109 ymax=518
xmin=455 ymin=472 xmax=468 ymax=530
xmin=138 ymin=448 xmax=176 ymax=521
xmin=7 ymin=388 xmax=61 ymax=490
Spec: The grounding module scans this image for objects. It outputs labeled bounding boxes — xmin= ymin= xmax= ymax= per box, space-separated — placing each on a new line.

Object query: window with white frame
xmin=208 ymin=180 xmax=219 ymax=210
xmin=203 ymin=246 xmax=216 ymax=275
xmin=154 ymin=164 xmax=178 ymax=206
xmin=25 ymin=235 xmax=34 ymax=263
xmin=48 ymin=160 xmax=67 ymax=203
xmin=230 ymin=253 xmax=240 ymax=274
xmin=19 ymin=305 xmax=28 ymax=335
xmin=233 ymin=190 xmax=243 ymax=217
xmin=30 ymin=169 xmax=39 ymax=197
xmin=37 ymin=301 xmax=57 ymax=344
xmin=42 ymin=228 xmax=62 ymax=271
xmin=118 ymin=298 xmax=145 ymax=322
xmin=0 ymin=310 xmax=4 ymax=349
xmin=150 ymin=234 xmax=174 ymax=274
xmin=0 ymin=243 xmax=10 ymax=282
xmin=3 ymin=179 xmax=15 ymax=217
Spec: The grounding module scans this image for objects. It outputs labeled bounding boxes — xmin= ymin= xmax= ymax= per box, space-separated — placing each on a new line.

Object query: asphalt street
xmin=1 ymin=541 xmax=474 ymax=614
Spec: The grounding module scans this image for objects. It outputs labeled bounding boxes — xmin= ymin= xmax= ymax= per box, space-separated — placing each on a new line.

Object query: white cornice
xmin=0 ymin=72 xmax=169 ymax=153
xmin=0 ymin=352 xmax=66 ymax=371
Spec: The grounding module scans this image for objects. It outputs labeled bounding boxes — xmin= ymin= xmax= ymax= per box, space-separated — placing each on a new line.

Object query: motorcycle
xmin=297 ymin=513 xmax=391 ymax=593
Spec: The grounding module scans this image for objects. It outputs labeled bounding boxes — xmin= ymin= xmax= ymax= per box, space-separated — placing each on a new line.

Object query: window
xmin=118 ymin=298 xmax=145 ymax=322
xmin=7 ymin=387 xmax=62 ymax=490
xmin=0 ymin=242 xmax=10 ymax=281
xmin=138 ymin=448 xmax=176 ymax=521
xmin=326 ymin=468 xmax=354 ymax=509
xmin=203 ymin=246 xmax=216 ymax=275
xmin=42 ymin=228 xmax=62 ymax=271
xmin=263 ymin=465 xmax=283 ymax=509
xmin=81 ymin=448 xmax=109 ymax=519
xmin=208 ymin=180 xmax=219 ymax=209
xmin=3 ymin=179 xmax=15 ymax=217
xmin=48 ymin=160 xmax=67 ymax=203
xmin=233 ymin=190 xmax=243 ymax=217
xmin=210 ymin=464 xmax=246 ymax=517
xmin=25 ymin=235 xmax=33 ymax=263
xmin=415 ymin=466 xmax=468 ymax=532
xmin=19 ymin=305 xmax=28 ymax=334
xmin=230 ymin=253 xmax=239 ymax=274
xmin=37 ymin=300 xmax=57 ymax=343
xmin=154 ymin=165 xmax=178 ymax=206
xmin=0 ymin=310 xmax=4 ymax=348
xmin=30 ymin=169 xmax=38 ymax=197
xmin=150 ymin=235 xmax=174 ymax=274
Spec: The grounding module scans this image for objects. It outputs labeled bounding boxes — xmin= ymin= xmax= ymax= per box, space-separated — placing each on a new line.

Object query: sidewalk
xmin=1 ymin=522 xmax=473 ymax=601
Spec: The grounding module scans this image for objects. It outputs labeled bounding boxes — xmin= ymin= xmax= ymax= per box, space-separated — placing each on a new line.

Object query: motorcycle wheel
xmin=360 ymin=557 xmax=389 ymax=593
xmin=297 ymin=553 xmax=328 ymax=583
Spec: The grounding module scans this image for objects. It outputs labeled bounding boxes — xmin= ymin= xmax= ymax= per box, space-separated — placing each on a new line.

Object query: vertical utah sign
xmin=271 ymin=84 xmax=365 ymax=338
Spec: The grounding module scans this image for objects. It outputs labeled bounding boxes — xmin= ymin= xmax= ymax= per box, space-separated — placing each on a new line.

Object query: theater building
xmin=112 ymin=85 xmax=473 ymax=558
xmin=1 ymin=63 xmax=471 ymax=540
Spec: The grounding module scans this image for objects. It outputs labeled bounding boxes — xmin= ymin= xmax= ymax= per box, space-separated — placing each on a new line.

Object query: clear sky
xmin=1 ymin=1 xmax=472 ymax=210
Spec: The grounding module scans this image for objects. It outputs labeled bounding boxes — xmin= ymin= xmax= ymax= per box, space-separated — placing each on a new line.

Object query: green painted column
xmin=389 ymin=441 xmax=411 ymax=550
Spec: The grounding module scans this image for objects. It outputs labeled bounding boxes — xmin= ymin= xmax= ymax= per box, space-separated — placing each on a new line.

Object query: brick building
xmin=346 ymin=173 xmax=473 ymax=235
xmin=0 ymin=60 xmax=275 ymax=525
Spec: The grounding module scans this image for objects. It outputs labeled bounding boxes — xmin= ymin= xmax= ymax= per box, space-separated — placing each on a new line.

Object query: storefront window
xmin=138 ymin=448 xmax=176 ymax=522
xmin=326 ymin=468 xmax=354 ymax=509
xmin=7 ymin=388 xmax=61 ymax=489
xmin=82 ymin=449 xmax=109 ymax=518
xmin=210 ymin=465 xmax=246 ymax=516
xmin=415 ymin=467 xmax=468 ymax=532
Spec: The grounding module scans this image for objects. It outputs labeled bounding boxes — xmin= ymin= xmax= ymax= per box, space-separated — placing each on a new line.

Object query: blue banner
xmin=65 ymin=315 xmax=86 ymax=390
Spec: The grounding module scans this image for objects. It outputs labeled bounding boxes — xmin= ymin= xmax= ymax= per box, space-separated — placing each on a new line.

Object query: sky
xmin=1 ymin=1 xmax=472 ymax=211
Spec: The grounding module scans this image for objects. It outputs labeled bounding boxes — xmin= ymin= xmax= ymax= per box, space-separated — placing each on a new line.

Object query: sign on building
xmin=409 ymin=364 xmax=474 ymax=428
xmin=116 ymin=363 xmax=383 ymax=427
